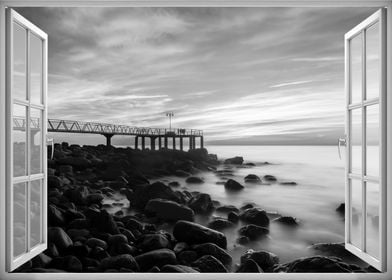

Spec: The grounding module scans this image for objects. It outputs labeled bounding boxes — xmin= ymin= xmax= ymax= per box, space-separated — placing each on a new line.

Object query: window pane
xmin=366 ymin=22 xmax=380 ymax=100
xmin=350 ymin=179 xmax=362 ymax=249
xmin=350 ymin=33 xmax=363 ymax=104
xmin=366 ymin=104 xmax=379 ymax=177
xmin=30 ymin=180 xmax=42 ymax=248
xmin=30 ymin=34 xmax=43 ymax=104
xmin=366 ymin=182 xmax=379 ymax=259
xmin=14 ymin=182 xmax=26 ymax=257
xmin=30 ymin=109 xmax=42 ymax=174
xmin=13 ymin=104 xmax=27 ymax=177
xmin=13 ymin=23 xmax=27 ymax=101
xmin=350 ymin=109 xmax=362 ymax=174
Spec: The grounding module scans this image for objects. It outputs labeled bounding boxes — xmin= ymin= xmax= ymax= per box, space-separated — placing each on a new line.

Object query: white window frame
xmin=0 ymin=1 xmax=391 ymax=280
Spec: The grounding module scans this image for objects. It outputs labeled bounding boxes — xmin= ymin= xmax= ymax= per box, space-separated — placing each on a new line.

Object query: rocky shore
xmin=16 ymin=143 xmax=375 ymax=273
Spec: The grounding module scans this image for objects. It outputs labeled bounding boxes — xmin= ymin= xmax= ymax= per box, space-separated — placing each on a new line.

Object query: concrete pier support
xmin=141 ymin=136 xmax=145 ymax=150
xmin=189 ymin=136 xmax=193 ymax=150
xmin=180 ymin=137 xmax=183 ymax=151
xmin=200 ymin=136 xmax=204 ymax=149
xmin=104 ymin=134 xmax=114 ymax=147
xmin=164 ymin=137 xmax=168 ymax=149
xmin=135 ymin=136 xmax=139 ymax=149
xmin=158 ymin=137 xmax=162 ymax=150
xmin=151 ymin=137 xmax=156 ymax=151
xmin=172 ymin=137 xmax=176 ymax=150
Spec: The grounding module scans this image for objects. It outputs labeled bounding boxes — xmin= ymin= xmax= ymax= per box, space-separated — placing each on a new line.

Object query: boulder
xmin=86 ymin=193 xmax=104 ymax=205
xmin=134 ymin=249 xmax=177 ymax=271
xmin=273 ymin=216 xmax=299 ymax=226
xmin=131 ymin=182 xmax=182 ymax=209
xmin=263 ymin=175 xmax=277 ymax=182
xmin=224 ymin=179 xmax=244 ymax=191
xmin=145 ymin=198 xmax=194 ymax=222
xmin=48 ymin=227 xmax=73 ymax=253
xmin=161 ymin=264 xmax=199 ymax=273
xmin=228 ymin=211 xmax=239 ymax=223
xmin=224 ymin=156 xmax=243 ymax=165
xmin=207 ymin=219 xmax=234 ymax=231
xmin=86 ymin=238 xmax=107 ymax=249
xmin=100 ymin=254 xmax=139 ymax=272
xmin=238 ymin=224 xmax=269 ymax=240
xmin=244 ymin=174 xmax=261 ymax=183
xmin=92 ymin=210 xmax=120 ymax=234
xmin=188 ymin=193 xmax=214 ymax=213
xmin=280 ymin=182 xmax=297 ymax=186
xmin=48 ymin=176 xmax=63 ymax=188
xmin=240 ymin=249 xmax=279 ymax=272
xmin=192 ymin=243 xmax=232 ymax=267
xmin=136 ymin=233 xmax=171 ymax=252
xmin=308 ymin=243 xmax=355 ymax=259
xmin=192 ymin=255 xmax=228 ymax=273
xmin=239 ymin=208 xmax=269 ymax=227
xmin=168 ymin=181 xmax=180 ymax=187
xmin=51 ymin=256 xmax=83 ymax=272
xmin=336 ymin=203 xmax=345 ymax=215
xmin=57 ymin=156 xmax=91 ymax=170
xmin=173 ymin=220 xmax=227 ymax=249
xmin=48 ymin=204 xmax=66 ymax=226
xmin=108 ymin=234 xmax=128 ymax=246
xmin=185 ymin=177 xmax=204 ymax=184
xmin=236 ymin=259 xmax=263 ymax=273
xmin=216 ymin=205 xmax=239 ymax=213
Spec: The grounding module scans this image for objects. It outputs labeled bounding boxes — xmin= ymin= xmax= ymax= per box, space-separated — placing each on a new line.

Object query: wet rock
xmin=336 ymin=203 xmax=345 ymax=215
xmin=51 ymin=256 xmax=83 ymax=272
xmin=192 ymin=255 xmax=228 ymax=272
xmin=178 ymin=250 xmax=198 ymax=264
xmin=48 ymin=227 xmax=73 ymax=253
xmin=161 ymin=264 xmax=199 ymax=273
xmin=135 ymin=249 xmax=177 ymax=271
xmin=48 ymin=204 xmax=66 ymax=226
xmin=207 ymin=218 xmax=234 ymax=230
xmin=188 ymin=193 xmax=214 ymax=213
xmin=308 ymin=243 xmax=355 ymax=259
xmin=236 ymin=236 xmax=250 ymax=245
xmin=228 ymin=211 xmax=239 ymax=223
xmin=86 ymin=238 xmax=107 ymax=249
xmin=68 ymin=218 xmax=90 ymax=230
xmin=136 ymin=233 xmax=171 ymax=252
xmin=236 ymin=259 xmax=263 ymax=273
xmin=273 ymin=256 xmax=363 ymax=273
xmin=192 ymin=243 xmax=232 ymax=267
xmin=280 ymin=182 xmax=297 ymax=186
xmin=64 ymin=187 xmax=88 ymax=205
xmin=240 ymin=203 xmax=255 ymax=210
xmin=224 ymin=179 xmax=244 ymax=191
xmin=185 ymin=176 xmax=204 ymax=184
xmin=131 ymin=182 xmax=182 ymax=209
xmin=64 ymin=208 xmax=85 ymax=222
xmin=67 ymin=228 xmax=90 ymax=240
xmin=32 ymin=253 xmax=52 ymax=268
xmin=173 ymin=220 xmax=227 ymax=249
xmin=46 ymin=243 xmax=59 ymax=258
xmin=92 ymin=210 xmax=119 ymax=234
xmin=89 ymin=246 xmax=110 ymax=261
xmin=224 ymin=156 xmax=243 ymax=165
xmin=48 ymin=176 xmax=63 ymax=188
xmin=216 ymin=205 xmax=239 ymax=213
xmin=145 ymin=198 xmax=194 ymax=221
xmin=59 ymin=165 xmax=73 ymax=175
xmin=174 ymin=170 xmax=192 ymax=177
xmin=241 ymin=249 xmax=279 ymax=272
xmin=70 ymin=242 xmax=89 ymax=257
xmin=173 ymin=242 xmax=189 ymax=254
xmin=238 ymin=224 xmax=269 ymax=240
xmin=244 ymin=162 xmax=256 ymax=166
xmin=244 ymin=174 xmax=261 ymax=183
xmin=273 ymin=216 xmax=299 ymax=226
xmin=100 ymin=254 xmax=139 ymax=271
xmin=263 ymin=175 xmax=277 ymax=182
xmin=118 ymin=227 xmax=136 ymax=243
xmin=125 ymin=218 xmax=143 ymax=232
xmin=168 ymin=181 xmax=180 ymax=187
xmin=86 ymin=193 xmax=104 ymax=205
xmin=240 ymin=208 xmax=269 ymax=227
xmin=108 ymin=234 xmax=128 ymax=247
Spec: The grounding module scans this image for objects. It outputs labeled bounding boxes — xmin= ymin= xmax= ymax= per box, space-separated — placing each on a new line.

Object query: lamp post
xmin=166 ymin=112 xmax=174 ymax=131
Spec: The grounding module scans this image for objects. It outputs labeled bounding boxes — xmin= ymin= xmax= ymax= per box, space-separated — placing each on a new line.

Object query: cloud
xmin=269 ymin=80 xmax=314 ymax=88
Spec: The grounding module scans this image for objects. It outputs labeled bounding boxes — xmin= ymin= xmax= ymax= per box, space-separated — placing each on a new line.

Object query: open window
xmin=344 ymin=8 xmax=387 ymax=271
xmin=6 ymin=9 xmax=48 ymax=271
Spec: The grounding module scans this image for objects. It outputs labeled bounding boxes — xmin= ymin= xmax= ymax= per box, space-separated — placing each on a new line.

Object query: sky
xmin=16 ymin=7 xmax=378 ymax=145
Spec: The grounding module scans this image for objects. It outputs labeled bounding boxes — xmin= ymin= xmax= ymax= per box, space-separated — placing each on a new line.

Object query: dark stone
xmin=136 ymin=233 xmax=171 ymax=252
xmin=145 ymin=198 xmax=194 ymax=221
xmin=118 ymin=227 xmax=136 ymax=243
xmin=161 ymin=264 xmax=199 ymax=273
xmin=174 ymin=170 xmax=192 ymax=177
xmin=240 ymin=203 xmax=255 ymax=210
xmin=224 ymin=156 xmax=244 ymax=165
xmin=192 ymin=255 xmax=228 ymax=272
xmin=207 ymin=218 xmax=234 ymax=230
xmin=236 ymin=259 xmax=263 ymax=273
xmin=238 ymin=224 xmax=269 ymax=240
xmin=125 ymin=218 xmax=143 ymax=232
xmin=70 ymin=242 xmax=89 ymax=257
xmin=192 ymin=243 xmax=232 ymax=267
xmin=46 ymin=243 xmax=59 ymax=258
xmin=131 ymin=182 xmax=182 ymax=209
xmin=32 ymin=253 xmax=52 ymax=268
xmin=51 ymin=256 xmax=83 ymax=272
xmin=178 ymin=250 xmax=198 ymax=264
xmin=185 ymin=177 xmax=204 ymax=184
xmin=308 ymin=243 xmax=356 ymax=259
xmin=100 ymin=254 xmax=139 ymax=271
xmin=134 ymin=249 xmax=177 ymax=271
xmin=89 ymin=246 xmax=110 ymax=261
xmin=168 ymin=181 xmax=180 ymax=187
xmin=280 ymin=182 xmax=297 ymax=186
xmin=86 ymin=193 xmax=105 ymax=205
xmin=188 ymin=193 xmax=214 ymax=213
xmin=173 ymin=242 xmax=189 ymax=254
xmin=336 ymin=203 xmax=345 ymax=215
xmin=48 ymin=175 xmax=63 ymax=188
xmin=68 ymin=218 xmax=90 ymax=229
xmin=273 ymin=216 xmax=299 ymax=226
xmin=108 ymin=234 xmax=128 ymax=247
xmin=263 ymin=175 xmax=277 ymax=182
xmin=48 ymin=227 xmax=73 ymax=253
xmin=86 ymin=238 xmax=107 ymax=249
xmin=240 ymin=249 xmax=279 ymax=272
xmin=67 ymin=228 xmax=90 ymax=240
xmin=224 ymin=179 xmax=244 ymax=191
xmin=240 ymin=208 xmax=270 ymax=227
xmin=228 ymin=211 xmax=239 ymax=223
xmin=244 ymin=174 xmax=261 ymax=183
xmin=93 ymin=210 xmax=120 ymax=234
xmin=236 ymin=236 xmax=250 ymax=245
xmin=48 ymin=204 xmax=66 ymax=226
xmin=216 ymin=205 xmax=239 ymax=213
xmin=173 ymin=220 xmax=227 ymax=249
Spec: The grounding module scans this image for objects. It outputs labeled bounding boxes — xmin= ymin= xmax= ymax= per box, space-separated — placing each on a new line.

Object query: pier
xmin=13 ymin=118 xmax=204 ymax=150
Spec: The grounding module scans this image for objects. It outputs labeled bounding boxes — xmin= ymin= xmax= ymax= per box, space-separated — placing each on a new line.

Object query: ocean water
xmin=106 ymin=145 xmax=379 ymax=267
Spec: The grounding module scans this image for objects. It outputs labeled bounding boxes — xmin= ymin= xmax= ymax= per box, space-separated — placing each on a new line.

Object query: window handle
xmin=46 ymin=137 xmax=54 ymax=160
xmin=338 ymin=137 xmax=347 ymax=160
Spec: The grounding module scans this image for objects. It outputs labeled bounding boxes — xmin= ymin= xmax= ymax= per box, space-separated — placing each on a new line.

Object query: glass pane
xmin=30 ymin=34 xmax=43 ymax=104
xmin=366 ymin=104 xmax=379 ymax=177
xmin=350 ymin=179 xmax=362 ymax=248
xmin=366 ymin=22 xmax=380 ymax=100
xmin=13 ymin=23 xmax=27 ymax=101
xmin=14 ymin=182 xmax=26 ymax=257
xmin=13 ymin=104 xmax=27 ymax=177
xmin=350 ymin=109 xmax=362 ymax=174
xmin=366 ymin=182 xmax=379 ymax=259
xmin=30 ymin=180 xmax=42 ymax=248
xmin=350 ymin=33 xmax=363 ymax=104
xmin=30 ymin=109 xmax=42 ymax=174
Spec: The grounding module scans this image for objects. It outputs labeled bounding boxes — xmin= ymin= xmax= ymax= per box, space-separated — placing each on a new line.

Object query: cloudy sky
xmin=17 ymin=7 xmax=377 ymax=145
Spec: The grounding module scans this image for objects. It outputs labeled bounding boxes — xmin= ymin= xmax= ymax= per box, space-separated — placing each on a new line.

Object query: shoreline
xmin=17 ymin=143 xmax=375 ymax=273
